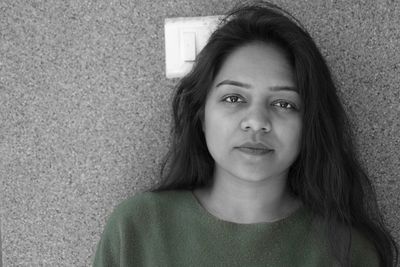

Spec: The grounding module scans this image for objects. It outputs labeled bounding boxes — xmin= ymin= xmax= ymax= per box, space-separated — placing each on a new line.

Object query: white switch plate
xmin=164 ymin=15 xmax=222 ymax=79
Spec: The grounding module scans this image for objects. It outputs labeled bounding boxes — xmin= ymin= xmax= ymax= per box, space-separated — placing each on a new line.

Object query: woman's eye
xmin=223 ymin=95 xmax=244 ymax=104
xmin=273 ymin=100 xmax=297 ymax=110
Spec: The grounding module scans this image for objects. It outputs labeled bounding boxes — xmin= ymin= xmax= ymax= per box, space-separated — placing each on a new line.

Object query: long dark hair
xmin=153 ymin=1 xmax=398 ymax=266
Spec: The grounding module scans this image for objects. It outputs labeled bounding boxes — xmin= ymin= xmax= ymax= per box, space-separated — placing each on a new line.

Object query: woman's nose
xmin=240 ymin=106 xmax=272 ymax=133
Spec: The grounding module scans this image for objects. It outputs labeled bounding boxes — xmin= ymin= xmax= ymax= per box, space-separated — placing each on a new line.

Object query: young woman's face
xmin=203 ymin=42 xmax=302 ymax=183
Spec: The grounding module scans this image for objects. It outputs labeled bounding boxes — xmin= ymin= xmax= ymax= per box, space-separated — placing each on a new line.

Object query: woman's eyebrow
xmin=215 ymin=79 xmax=297 ymax=92
xmin=216 ymin=79 xmax=251 ymax=88
xmin=270 ymin=85 xmax=298 ymax=92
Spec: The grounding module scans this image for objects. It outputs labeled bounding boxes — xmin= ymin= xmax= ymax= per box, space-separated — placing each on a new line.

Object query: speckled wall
xmin=1 ymin=0 xmax=399 ymax=266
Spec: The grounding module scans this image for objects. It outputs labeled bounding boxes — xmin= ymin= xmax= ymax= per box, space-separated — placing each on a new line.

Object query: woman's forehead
xmin=211 ymin=42 xmax=295 ymax=90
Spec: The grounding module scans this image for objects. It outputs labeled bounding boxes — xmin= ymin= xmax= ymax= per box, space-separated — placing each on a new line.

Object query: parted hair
xmin=153 ymin=1 xmax=398 ymax=266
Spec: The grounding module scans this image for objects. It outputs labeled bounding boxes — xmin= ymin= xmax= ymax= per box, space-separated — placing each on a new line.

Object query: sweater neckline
xmin=187 ymin=190 xmax=307 ymax=227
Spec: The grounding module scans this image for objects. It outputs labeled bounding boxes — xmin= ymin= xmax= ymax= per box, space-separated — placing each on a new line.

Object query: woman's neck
xmin=193 ymin=172 xmax=301 ymax=224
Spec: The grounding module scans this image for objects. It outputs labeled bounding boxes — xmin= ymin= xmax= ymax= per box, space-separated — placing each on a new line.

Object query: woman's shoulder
xmin=116 ymin=189 xmax=189 ymax=209
xmin=108 ymin=190 xmax=190 ymax=223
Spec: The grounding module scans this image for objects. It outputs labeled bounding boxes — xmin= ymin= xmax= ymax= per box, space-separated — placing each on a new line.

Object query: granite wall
xmin=1 ymin=0 xmax=399 ymax=266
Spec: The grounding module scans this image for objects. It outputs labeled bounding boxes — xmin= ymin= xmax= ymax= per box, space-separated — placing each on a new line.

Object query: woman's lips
xmin=236 ymin=147 xmax=274 ymax=155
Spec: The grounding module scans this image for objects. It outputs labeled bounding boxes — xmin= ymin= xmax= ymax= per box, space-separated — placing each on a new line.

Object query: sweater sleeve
xmin=93 ymin=207 xmax=123 ymax=267
xmin=92 ymin=195 xmax=148 ymax=267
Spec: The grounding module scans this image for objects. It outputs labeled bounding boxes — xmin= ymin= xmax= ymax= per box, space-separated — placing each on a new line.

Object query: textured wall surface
xmin=1 ymin=0 xmax=399 ymax=266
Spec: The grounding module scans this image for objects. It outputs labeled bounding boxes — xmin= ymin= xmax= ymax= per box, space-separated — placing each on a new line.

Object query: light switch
xmin=181 ymin=32 xmax=196 ymax=62
xmin=165 ymin=15 xmax=222 ymax=79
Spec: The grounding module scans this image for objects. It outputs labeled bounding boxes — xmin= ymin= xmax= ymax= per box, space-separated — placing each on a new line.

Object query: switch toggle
xmin=181 ymin=32 xmax=196 ymax=62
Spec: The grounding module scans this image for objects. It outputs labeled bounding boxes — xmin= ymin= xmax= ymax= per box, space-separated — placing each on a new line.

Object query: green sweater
xmin=93 ymin=190 xmax=379 ymax=266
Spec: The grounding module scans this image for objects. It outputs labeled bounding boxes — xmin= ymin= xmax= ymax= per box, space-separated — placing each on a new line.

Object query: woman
xmin=94 ymin=2 xmax=398 ymax=266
